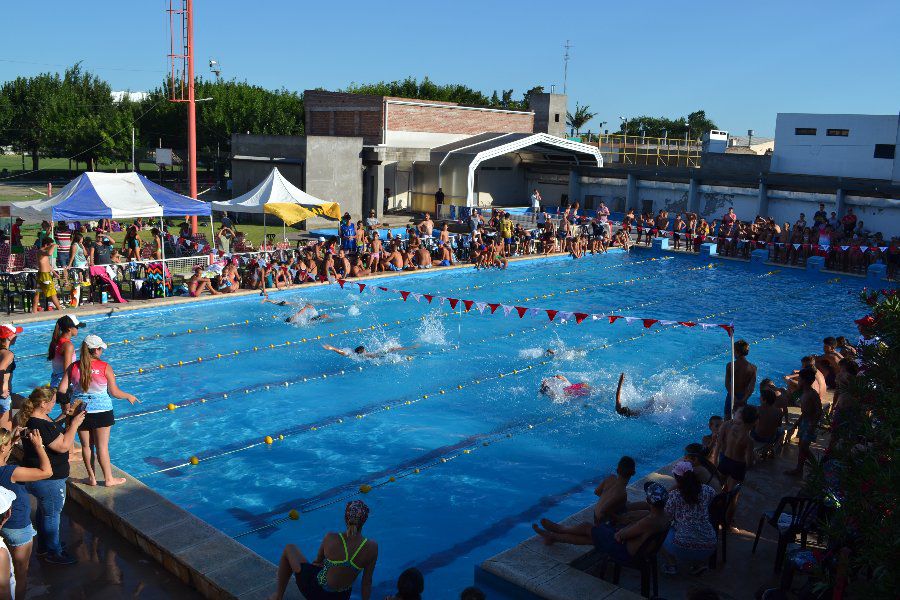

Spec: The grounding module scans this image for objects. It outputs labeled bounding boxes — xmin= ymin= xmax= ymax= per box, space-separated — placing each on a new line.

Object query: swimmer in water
xmin=545 ymin=349 xmax=556 ymax=357
xmin=614 ymin=373 xmax=654 ymax=417
xmin=286 ymin=303 xmax=331 ymax=324
xmin=540 ymin=375 xmax=591 ymax=398
xmin=321 ymin=343 xmax=418 ymax=360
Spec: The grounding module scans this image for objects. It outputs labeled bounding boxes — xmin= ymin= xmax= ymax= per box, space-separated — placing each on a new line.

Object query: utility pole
xmin=563 ymin=40 xmax=572 ymax=94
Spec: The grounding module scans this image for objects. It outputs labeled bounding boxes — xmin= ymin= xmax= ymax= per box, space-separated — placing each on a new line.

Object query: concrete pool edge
xmin=65 ymin=460 xmax=302 ymax=599
xmin=475 ymin=463 xmax=680 ymax=599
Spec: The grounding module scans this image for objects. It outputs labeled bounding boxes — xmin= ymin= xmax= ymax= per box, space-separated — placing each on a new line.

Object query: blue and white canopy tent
xmin=11 ymin=172 xmax=211 ymax=221
xmin=12 ymin=172 xmax=214 ymax=271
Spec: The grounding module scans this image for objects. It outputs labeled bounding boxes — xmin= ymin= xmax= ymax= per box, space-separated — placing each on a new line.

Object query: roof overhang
xmin=432 ymin=133 xmax=602 ymax=206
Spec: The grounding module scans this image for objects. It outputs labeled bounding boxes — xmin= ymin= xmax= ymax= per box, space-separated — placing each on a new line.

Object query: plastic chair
xmin=708 ymin=483 xmax=742 ymax=568
xmin=752 ymin=496 xmax=820 ymax=572
xmin=603 ymin=526 xmax=670 ymax=598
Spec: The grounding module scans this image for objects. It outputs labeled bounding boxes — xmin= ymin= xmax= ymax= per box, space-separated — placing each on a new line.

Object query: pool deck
xmin=476 ymin=417 xmax=829 ymax=599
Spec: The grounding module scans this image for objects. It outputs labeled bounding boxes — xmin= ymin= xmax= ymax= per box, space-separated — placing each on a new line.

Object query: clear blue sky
xmin=3 ymin=0 xmax=898 ymax=136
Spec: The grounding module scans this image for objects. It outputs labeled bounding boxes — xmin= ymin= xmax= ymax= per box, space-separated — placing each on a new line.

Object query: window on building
xmin=874 ymin=144 xmax=896 ymax=159
xmin=794 ymin=128 xmax=817 ymax=136
xmin=554 ymin=113 xmax=560 ymax=123
xmin=826 ymin=129 xmax=850 ymax=137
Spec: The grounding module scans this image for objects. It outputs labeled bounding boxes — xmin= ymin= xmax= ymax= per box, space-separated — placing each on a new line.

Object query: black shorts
xmin=79 ymin=410 xmax=115 ymax=431
xmin=717 ymin=453 xmax=747 ymax=482
xmin=295 ymin=563 xmax=351 ymax=600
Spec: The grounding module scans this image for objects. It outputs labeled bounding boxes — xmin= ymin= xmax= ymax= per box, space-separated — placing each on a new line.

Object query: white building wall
xmin=384 ymin=130 xmax=472 ymax=149
xmin=771 ymin=113 xmax=899 ymax=180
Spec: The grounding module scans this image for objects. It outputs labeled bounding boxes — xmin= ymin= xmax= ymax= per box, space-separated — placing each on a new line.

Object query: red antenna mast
xmin=167 ymin=0 xmax=198 ymax=233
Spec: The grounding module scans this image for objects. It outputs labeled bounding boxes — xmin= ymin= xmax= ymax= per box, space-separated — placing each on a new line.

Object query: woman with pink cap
xmin=0 ymin=325 xmax=23 ymax=432
xmin=57 ymin=334 xmax=138 ymax=487
xmin=271 ymin=500 xmax=379 ymax=600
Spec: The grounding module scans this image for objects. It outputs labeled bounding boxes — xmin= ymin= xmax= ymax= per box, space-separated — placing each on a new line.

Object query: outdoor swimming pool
xmin=14 ymin=250 xmax=867 ymax=597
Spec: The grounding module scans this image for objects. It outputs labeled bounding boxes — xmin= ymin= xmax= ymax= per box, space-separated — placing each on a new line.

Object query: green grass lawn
xmin=0 ymin=155 xmax=184 ymax=174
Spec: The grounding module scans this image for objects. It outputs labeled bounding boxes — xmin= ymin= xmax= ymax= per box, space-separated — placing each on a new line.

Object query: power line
xmin=0 ymin=57 xmax=165 ymax=74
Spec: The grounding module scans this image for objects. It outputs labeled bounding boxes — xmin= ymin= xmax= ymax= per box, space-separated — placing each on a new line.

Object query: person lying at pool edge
xmin=321 ymin=344 xmax=418 ymax=359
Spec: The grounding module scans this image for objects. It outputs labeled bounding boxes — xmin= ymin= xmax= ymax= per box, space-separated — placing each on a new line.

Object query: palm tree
xmin=566 ymin=102 xmax=597 ymax=136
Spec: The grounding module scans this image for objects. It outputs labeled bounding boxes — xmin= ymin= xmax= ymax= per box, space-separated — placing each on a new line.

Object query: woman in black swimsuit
xmin=0 ymin=324 xmax=21 ymax=432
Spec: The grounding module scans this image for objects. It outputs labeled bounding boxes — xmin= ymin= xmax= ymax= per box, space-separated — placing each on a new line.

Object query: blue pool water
xmin=310 ymin=226 xmax=412 ymax=239
xmin=14 ymin=250 xmax=867 ymax=598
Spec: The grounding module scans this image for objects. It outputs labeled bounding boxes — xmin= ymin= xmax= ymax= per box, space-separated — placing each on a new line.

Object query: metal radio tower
xmin=563 ymin=40 xmax=572 ymax=94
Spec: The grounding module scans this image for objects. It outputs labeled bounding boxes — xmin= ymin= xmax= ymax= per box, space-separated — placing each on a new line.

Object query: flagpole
xmin=729 ymin=329 xmax=736 ymax=420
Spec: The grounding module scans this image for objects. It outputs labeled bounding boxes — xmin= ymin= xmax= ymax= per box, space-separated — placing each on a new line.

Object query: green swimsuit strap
xmin=348 ymin=537 xmax=368 ymax=570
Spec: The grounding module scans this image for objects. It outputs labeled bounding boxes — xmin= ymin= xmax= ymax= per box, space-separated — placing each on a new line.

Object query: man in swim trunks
xmin=531 ymin=456 xmax=636 ymax=542
xmin=613 ymin=373 xmax=654 ymax=417
xmin=815 ymin=337 xmax=843 ymax=389
xmin=715 ymin=405 xmax=757 ymax=491
xmin=33 ymin=237 xmax=62 ymax=313
xmin=785 ymin=368 xmax=821 ymax=477
xmin=752 ymin=388 xmax=783 ymax=446
xmin=784 ymin=356 xmax=827 ymax=404
xmin=321 ymin=343 xmax=418 ymax=360
xmin=531 ymin=480 xmax=669 ymax=562
xmin=724 ymin=339 xmax=757 ymax=420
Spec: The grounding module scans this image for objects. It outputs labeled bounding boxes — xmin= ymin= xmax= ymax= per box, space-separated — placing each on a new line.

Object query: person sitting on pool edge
xmin=270 ymin=500 xmax=378 ymax=600
xmin=531 ymin=481 xmax=669 ymax=562
xmin=321 ymin=343 xmax=418 ymax=360
xmin=533 ymin=456 xmax=636 ymax=537
xmin=188 ymin=266 xmax=220 ymax=297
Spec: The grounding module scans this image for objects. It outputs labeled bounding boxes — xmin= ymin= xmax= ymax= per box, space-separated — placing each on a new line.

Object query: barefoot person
xmin=725 ymin=339 xmax=757 ymax=420
xmin=32 ymin=238 xmax=61 ymax=313
xmin=286 ymin=304 xmax=332 ymax=324
xmin=47 ymin=315 xmax=84 ymax=405
xmin=18 ymin=387 xmax=85 ymax=565
xmin=188 ymin=266 xmax=220 ymax=297
xmin=57 ymin=335 xmax=138 ymax=487
xmin=785 ymin=368 xmax=821 ymax=477
xmin=271 ymin=500 xmax=378 ymax=600
xmin=714 ymin=405 xmax=757 ymax=491
xmin=0 ymin=427 xmax=53 ymax=597
xmin=531 ymin=481 xmax=669 ymax=561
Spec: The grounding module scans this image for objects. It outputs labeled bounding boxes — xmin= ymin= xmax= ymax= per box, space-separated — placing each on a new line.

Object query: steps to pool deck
xmin=65 ymin=460 xmax=303 ymax=599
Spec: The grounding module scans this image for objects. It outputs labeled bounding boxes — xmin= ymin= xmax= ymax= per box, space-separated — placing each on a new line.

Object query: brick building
xmin=231 ymin=89 xmax=601 ymax=224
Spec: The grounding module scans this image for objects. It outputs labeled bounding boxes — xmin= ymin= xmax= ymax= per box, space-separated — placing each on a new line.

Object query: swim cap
xmin=345 ymin=500 xmax=369 ymax=527
xmin=643 ymin=481 xmax=669 ymax=505
xmin=672 ymin=460 xmax=694 ymax=477
xmin=354 ymin=346 xmax=365 ymax=354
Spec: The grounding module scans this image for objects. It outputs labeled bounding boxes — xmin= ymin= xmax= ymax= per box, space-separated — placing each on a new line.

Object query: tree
xmin=0 ymin=72 xmax=65 ymax=170
xmin=618 ymin=110 xmax=718 ymax=139
xmin=343 ymin=77 xmax=543 ymax=111
xmin=140 ymin=78 xmax=304 ymax=155
xmin=566 ymin=102 xmax=597 ymax=136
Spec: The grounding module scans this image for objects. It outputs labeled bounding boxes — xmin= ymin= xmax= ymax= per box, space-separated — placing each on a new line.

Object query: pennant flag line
xmin=333 ymin=280 xmax=735 ymax=335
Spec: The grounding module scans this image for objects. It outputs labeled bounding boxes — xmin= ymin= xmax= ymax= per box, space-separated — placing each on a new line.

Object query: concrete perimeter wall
xmin=305 ymin=136 xmax=363 ymax=223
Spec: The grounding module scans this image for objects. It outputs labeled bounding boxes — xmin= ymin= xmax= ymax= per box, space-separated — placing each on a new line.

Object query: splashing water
xmin=417 ymin=310 xmax=447 ymax=345
xmin=348 ymin=305 xmax=361 ymax=317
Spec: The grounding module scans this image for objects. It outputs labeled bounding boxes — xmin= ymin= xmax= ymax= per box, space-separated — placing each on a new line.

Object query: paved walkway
xmin=26 ymin=499 xmax=200 ymax=599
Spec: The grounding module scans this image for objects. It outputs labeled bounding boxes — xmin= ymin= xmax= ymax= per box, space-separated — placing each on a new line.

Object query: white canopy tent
xmin=211 ymin=167 xmax=340 ymax=246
